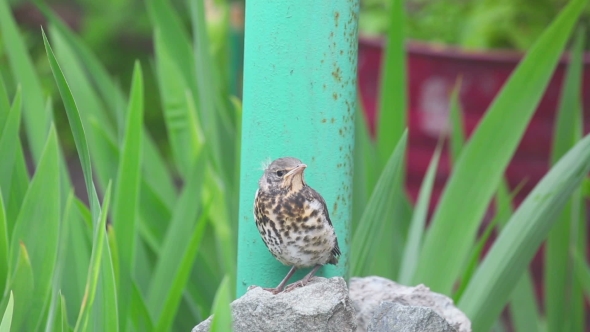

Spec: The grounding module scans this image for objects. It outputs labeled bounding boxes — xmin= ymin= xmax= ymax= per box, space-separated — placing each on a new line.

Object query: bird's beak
xmin=285 ymin=163 xmax=307 ymax=178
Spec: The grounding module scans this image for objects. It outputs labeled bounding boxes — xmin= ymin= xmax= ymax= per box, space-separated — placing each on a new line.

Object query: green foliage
xmin=360 ymin=0 xmax=590 ymax=50
xmin=413 ymin=0 xmax=586 ymax=294
xmin=0 ymin=0 xmax=589 ymax=331
xmin=0 ymin=292 xmax=13 ymax=332
xmin=355 ymin=0 xmax=590 ymax=331
xmin=544 ymin=26 xmax=586 ymax=332
xmin=209 ymin=275 xmax=232 ymax=332
xmin=1 ymin=0 xmax=238 ymax=331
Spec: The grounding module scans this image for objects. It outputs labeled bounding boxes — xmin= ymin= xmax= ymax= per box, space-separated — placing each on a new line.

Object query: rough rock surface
xmin=368 ymin=301 xmax=456 ymax=332
xmin=192 ymin=277 xmax=356 ymax=332
xmin=349 ymin=276 xmax=471 ymax=332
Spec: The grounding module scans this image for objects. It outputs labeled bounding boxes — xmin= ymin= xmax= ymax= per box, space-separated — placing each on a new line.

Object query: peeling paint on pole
xmin=237 ymin=0 xmax=359 ymax=296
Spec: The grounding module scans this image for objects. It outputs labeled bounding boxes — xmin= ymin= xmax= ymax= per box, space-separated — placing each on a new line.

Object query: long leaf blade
xmin=398 ymin=143 xmax=441 ymax=284
xmin=0 ymin=292 xmax=14 ymax=332
xmin=148 ymin=156 xmax=207 ymax=324
xmin=0 ymin=0 xmax=50 ymax=161
xmin=458 ymin=133 xmax=590 ymax=331
xmin=351 ymin=130 xmax=407 ymax=276
xmin=74 ymin=182 xmax=113 ymax=332
xmin=0 ymin=193 xmax=6 ymax=296
xmin=42 ymin=29 xmax=101 ymax=224
xmin=413 ymin=0 xmax=587 ymax=293
xmin=376 ymin=0 xmax=406 ymax=166
xmin=0 ymin=88 xmax=22 ymax=206
xmin=209 ymin=276 xmax=233 ymax=332
xmin=8 ymin=126 xmax=60 ymax=331
xmin=544 ymin=26 xmax=586 ymax=332
xmin=112 ymin=62 xmax=144 ymax=331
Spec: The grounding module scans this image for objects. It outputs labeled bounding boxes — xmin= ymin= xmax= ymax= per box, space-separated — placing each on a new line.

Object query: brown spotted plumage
xmin=254 ymin=157 xmax=340 ymax=294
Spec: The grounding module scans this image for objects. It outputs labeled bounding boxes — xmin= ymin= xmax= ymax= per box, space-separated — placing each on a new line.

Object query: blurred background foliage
xmin=0 ymin=0 xmax=589 ymax=331
xmin=360 ymin=0 xmax=590 ymax=50
xmin=2 ymin=0 xmax=240 ymax=162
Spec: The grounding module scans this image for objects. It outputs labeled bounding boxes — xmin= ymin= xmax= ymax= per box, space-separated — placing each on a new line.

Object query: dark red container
xmin=358 ymin=36 xmax=590 ymax=207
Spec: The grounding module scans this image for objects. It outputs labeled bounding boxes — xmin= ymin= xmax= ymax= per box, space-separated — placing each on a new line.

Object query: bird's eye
xmin=276 ymin=170 xmax=285 ymax=177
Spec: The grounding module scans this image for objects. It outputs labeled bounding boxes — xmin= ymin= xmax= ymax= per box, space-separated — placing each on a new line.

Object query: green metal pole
xmin=236 ymin=0 xmax=359 ymax=296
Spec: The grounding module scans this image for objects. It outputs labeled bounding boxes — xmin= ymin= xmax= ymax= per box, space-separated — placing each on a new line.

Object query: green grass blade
xmin=398 ymin=143 xmax=441 ymax=284
xmin=551 ymin=32 xmax=585 ymax=164
xmin=49 ymin=25 xmax=115 ymax=134
xmin=3 ymin=243 xmax=33 ymax=332
xmin=510 ymin=274 xmax=542 ymax=332
xmin=141 ymin=135 xmax=177 ymax=209
xmin=34 ymin=1 xmax=126 ymax=128
xmin=413 ymin=0 xmax=587 ymax=294
xmin=148 ymin=156 xmax=207 ymax=326
xmin=453 ymin=181 xmax=521 ymax=301
xmin=0 ymin=193 xmax=6 ymax=296
xmin=52 ymin=293 xmax=69 ymax=332
xmin=153 ymin=29 xmax=199 ymax=176
xmin=38 ymin=3 xmax=177 ymax=205
xmin=49 ymin=26 xmax=118 ymax=191
xmin=6 ymin=139 xmax=29 ymax=224
xmin=0 ymin=0 xmax=50 ymax=161
xmin=458 ymin=133 xmax=590 ymax=331
xmin=370 ymin=0 xmax=409 ymax=278
xmin=448 ymin=77 xmax=465 ymax=163
xmin=45 ymin=192 xmax=74 ymax=332
xmin=544 ymin=26 xmax=585 ymax=332
xmin=209 ymin=275 xmax=233 ymax=332
xmin=60 ymin=198 xmax=92 ymax=324
xmin=137 ymin=181 xmax=173 ymax=251
xmin=351 ymin=130 xmax=407 ymax=276
xmin=74 ymin=182 xmax=112 ymax=332
xmin=107 ymin=225 xmax=120 ymax=292
xmin=573 ymin=249 xmax=590 ymax=300
xmin=8 ymin=126 xmax=60 ymax=331
xmin=146 ymin=0 xmax=198 ymax=102
xmin=205 ymin=168 xmax=236 ymax=289
xmin=0 ymin=292 xmax=14 ymax=332
xmin=0 ymin=75 xmax=9 ymax=129
xmin=488 ymin=182 xmax=542 ymax=332
xmin=376 ymin=0 xmax=406 ymax=167
xmin=42 ymin=29 xmax=101 ymax=224
xmin=0 ymin=88 xmax=21 ymax=213
xmin=91 ymin=242 xmax=119 ymax=332
xmin=111 ymin=62 xmax=144 ymax=330
xmin=130 ymin=282 xmax=154 ymax=331
xmin=88 ymin=118 xmax=120 ymax=187
xmin=189 ymin=0 xmax=227 ymax=177
xmin=447 ymin=76 xmax=540 ymax=328
xmin=352 ymin=104 xmax=375 ymax=232
xmin=155 ymin=206 xmax=210 ymax=331
xmin=570 ymin=186 xmax=586 ymax=332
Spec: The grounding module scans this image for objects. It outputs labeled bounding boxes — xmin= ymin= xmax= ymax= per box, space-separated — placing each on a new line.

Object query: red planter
xmin=358 ymin=36 xmax=590 ymax=208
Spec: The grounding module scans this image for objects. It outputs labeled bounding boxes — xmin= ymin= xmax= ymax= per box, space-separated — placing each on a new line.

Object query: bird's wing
xmin=304 ymin=187 xmax=341 ymax=257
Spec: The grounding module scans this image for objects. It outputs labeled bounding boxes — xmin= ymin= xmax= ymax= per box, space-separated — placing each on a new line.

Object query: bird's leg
xmin=262 ymin=266 xmax=298 ymax=294
xmin=284 ymin=264 xmax=322 ymax=293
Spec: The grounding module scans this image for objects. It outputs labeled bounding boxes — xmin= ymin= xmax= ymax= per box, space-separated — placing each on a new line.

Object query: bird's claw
xmin=261 ymin=287 xmax=284 ymax=295
xmin=284 ymin=277 xmax=314 ymax=293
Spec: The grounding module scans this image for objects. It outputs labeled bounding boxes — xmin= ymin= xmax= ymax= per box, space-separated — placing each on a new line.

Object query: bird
xmin=253 ymin=157 xmax=340 ymax=294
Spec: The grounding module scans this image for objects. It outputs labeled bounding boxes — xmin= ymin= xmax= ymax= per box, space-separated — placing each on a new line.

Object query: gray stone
xmin=349 ymin=276 xmax=471 ymax=332
xmin=192 ymin=277 xmax=356 ymax=332
xmin=368 ymin=301 xmax=456 ymax=332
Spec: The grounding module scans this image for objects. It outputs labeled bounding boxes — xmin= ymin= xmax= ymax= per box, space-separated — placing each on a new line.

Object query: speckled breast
xmin=254 ymin=189 xmax=337 ymax=268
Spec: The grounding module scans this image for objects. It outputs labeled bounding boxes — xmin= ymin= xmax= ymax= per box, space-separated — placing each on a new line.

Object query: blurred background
xmin=5 ymin=0 xmax=589 ymax=212
xmin=2 ymin=0 xmax=590 ymax=330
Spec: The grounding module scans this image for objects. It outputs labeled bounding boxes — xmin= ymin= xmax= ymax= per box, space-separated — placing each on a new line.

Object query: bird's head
xmin=259 ymin=157 xmax=307 ymax=193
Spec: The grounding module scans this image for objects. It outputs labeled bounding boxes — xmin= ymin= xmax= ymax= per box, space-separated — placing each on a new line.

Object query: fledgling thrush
xmin=254 ymin=157 xmax=340 ymax=294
